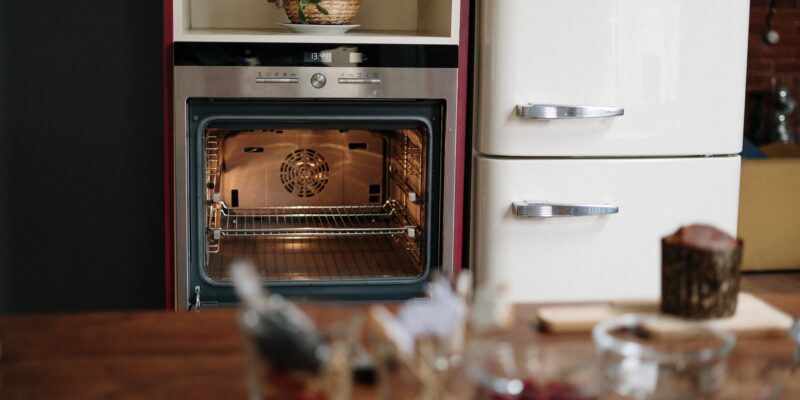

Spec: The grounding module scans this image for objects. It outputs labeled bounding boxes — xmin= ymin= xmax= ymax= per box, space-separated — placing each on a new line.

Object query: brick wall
xmin=745 ymin=0 xmax=800 ymax=143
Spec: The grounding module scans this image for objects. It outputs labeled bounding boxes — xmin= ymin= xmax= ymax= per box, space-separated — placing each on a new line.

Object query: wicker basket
xmin=283 ymin=0 xmax=361 ymax=25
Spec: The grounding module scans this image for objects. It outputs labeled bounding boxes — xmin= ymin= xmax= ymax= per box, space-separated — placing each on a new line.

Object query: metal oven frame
xmin=172 ymin=44 xmax=460 ymax=308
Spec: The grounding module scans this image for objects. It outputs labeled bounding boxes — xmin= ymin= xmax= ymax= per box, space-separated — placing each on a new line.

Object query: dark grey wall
xmin=0 ymin=1 xmax=165 ymax=313
xmin=0 ymin=0 xmax=10 ymax=311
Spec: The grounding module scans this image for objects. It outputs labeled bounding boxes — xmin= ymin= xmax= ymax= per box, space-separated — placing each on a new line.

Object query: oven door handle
xmin=512 ymin=201 xmax=619 ymax=218
xmin=516 ymin=104 xmax=624 ymax=119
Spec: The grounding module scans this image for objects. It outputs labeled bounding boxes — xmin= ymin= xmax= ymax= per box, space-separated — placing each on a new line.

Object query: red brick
xmin=746 ymin=76 xmax=774 ymax=90
xmin=774 ymin=62 xmax=800 ymax=73
xmin=769 ymin=25 xmax=800 ymax=38
xmin=751 ymin=11 xmax=769 ymax=22
xmin=748 ymin=60 xmax=776 ymax=73
xmin=760 ymin=47 xmax=799 ymax=60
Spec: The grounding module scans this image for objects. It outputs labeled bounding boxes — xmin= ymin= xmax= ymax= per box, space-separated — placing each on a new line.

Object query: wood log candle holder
xmin=661 ymin=224 xmax=743 ymax=319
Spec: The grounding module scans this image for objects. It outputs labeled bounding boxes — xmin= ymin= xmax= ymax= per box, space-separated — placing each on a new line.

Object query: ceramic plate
xmin=280 ymin=23 xmax=360 ymax=35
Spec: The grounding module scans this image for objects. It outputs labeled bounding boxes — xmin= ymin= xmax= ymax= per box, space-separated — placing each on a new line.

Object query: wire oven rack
xmin=208 ymin=201 xmax=416 ymax=240
xmin=205 ymin=234 xmax=422 ymax=281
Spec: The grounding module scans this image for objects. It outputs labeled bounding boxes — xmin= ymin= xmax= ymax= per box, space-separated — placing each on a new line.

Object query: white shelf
xmin=177 ymin=29 xmax=458 ymax=45
xmin=174 ymin=0 xmax=459 ymax=45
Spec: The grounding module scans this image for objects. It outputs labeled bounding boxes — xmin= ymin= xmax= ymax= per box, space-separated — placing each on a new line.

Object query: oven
xmin=173 ymin=43 xmax=459 ymax=309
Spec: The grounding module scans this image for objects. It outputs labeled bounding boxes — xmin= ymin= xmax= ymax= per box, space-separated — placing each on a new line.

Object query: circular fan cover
xmin=280 ymin=149 xmax=330 ymax=197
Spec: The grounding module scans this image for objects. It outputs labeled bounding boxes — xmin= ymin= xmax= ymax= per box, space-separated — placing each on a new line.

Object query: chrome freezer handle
xmin=516 ymin=104 xmax=624 ymax=119
xmin=512 ymin=201 xmax=619 ymax=218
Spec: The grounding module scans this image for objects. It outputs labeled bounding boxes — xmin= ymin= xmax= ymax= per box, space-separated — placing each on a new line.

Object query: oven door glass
xmin=187 ymin=100 xmax=443 ymax=302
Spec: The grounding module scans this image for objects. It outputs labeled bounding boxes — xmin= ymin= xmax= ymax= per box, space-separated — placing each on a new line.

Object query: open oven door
xmin=182 ymin=100 xmax=445 ymax=308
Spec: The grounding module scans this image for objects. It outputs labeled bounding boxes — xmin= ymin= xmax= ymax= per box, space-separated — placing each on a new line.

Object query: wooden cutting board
xmin=537 ymin=292 xmax=794 ymax=338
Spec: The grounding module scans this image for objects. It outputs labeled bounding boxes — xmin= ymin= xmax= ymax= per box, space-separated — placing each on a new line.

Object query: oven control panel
xmin=254 ymin=71 xmax=383 ymax=88
xmin=254 ymin=77 xmax=299 ymax=84
xmin=337 ymin=72 xmax=381 ymax=85
xmin=338 ymin=77 xmax=381 ymax=84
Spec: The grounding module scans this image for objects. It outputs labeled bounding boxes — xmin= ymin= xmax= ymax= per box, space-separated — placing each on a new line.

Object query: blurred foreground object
xmin=469 ymin=282 xmax=513 ymax=333
xmin=232 ymin=262 xmax=358 ymax=400
xmin=366 ymin=275 xmax=470 ymax=400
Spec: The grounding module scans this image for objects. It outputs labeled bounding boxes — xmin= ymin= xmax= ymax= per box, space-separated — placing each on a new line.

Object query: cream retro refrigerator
xmin=471 ymin=0 xmax=750 ymax=302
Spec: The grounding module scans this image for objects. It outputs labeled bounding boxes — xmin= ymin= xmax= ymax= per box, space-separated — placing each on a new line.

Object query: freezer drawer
xmin=475 ymin=0 xmax=749 ymax=157
xmin=472 ymin=156 xmax=741 ymax=303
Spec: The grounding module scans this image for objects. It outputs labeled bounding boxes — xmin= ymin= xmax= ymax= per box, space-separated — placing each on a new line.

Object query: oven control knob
xmin=310 ymin=73 xmax=326 ymax=89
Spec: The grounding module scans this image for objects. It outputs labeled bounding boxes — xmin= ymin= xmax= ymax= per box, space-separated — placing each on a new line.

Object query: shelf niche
xmin=175 ymin=0 xmax=457 ymax=44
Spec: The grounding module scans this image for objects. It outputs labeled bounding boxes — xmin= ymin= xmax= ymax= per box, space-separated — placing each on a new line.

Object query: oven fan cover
xmin=280 ymin=149 xmax=330 ymax=198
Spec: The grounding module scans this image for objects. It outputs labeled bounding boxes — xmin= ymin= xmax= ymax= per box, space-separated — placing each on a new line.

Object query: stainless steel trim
xmin=174 ymin=66 xmax=458 ymax=309
xmin=512 ymin=201 xmax=619 ymax=218
xmin=515 ymin=104 xmax=624 ymax=119
xmin=338 ymin=78 xmax=382 ymax=84
xmin=255 ymin=77 xmax=299 ymax=83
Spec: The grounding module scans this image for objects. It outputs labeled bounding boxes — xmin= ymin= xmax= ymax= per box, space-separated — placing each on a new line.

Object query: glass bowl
xmin=685 ymin=319 xmax=798 ymax=399
xmin=464 ymin=338 xmax=608 ymax=400
xmin=713 ymin=354 xmax=792 ymax=400
xmin=592 ymin=314 xmax=736 ymax=399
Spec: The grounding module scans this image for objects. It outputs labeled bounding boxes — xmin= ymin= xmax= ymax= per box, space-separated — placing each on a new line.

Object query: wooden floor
xmin=206 ymin=235 xmax=421 ymax=281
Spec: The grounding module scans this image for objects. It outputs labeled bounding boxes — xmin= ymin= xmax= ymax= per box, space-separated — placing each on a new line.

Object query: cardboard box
xmin=738 ymin=152 xmax=800 ymax=271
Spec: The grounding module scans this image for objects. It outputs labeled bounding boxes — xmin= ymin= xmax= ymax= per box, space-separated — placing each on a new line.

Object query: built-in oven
xmin=173 ymin=43 xmax=460 ymax=309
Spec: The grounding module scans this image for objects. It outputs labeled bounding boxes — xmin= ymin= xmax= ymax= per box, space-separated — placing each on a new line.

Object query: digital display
xmin=304 ymin=51 xmax=332 ymax=63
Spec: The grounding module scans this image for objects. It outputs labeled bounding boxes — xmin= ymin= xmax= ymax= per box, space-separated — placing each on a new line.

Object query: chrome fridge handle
xmin=512 ymin=201 xmax=619 ymax=218
xmin=516 ymin=104 xmax=624 ymax=119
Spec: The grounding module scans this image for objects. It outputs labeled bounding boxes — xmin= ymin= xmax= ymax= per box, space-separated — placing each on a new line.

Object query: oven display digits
xmin=304 ymin=51 xmax=332 ymax=63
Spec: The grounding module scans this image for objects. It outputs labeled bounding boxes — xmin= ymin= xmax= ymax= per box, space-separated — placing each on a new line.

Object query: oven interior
xmin=203 ymin=125 xmax=428 ymax=283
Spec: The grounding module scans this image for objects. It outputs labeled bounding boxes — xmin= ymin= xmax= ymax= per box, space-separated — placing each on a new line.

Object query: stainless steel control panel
xmin=255 ymin=77 xmax=299 ymax=84
xmin=339 ymin=78 xmax=381 ymax=84
xmin=253 ymin=71 xmax=382 ymax=88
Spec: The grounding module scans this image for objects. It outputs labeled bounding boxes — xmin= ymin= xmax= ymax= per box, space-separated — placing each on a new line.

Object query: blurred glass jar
xmin=593 ymin=314 xmax=736 ymax=400
xmin=239 ymin=309 xmax=359 ymax=400
xmin=463 ymin=338 xmax=608 ymax=400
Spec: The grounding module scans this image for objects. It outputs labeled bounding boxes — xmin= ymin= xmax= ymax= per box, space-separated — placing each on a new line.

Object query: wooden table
xmin=1 ymin=273 xmax=798 ymax=399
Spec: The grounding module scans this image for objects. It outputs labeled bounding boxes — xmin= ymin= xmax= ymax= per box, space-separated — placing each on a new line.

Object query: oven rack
xmin=205 ymin=235 xmax=422 ymax=281
xmin=208 ymin=201 xmax=417 ymax=239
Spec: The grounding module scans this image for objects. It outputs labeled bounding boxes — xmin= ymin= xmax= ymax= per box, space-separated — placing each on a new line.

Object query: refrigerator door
xmin=472 ymin=156 xmax=741 ymax=303
xmin=475 ymin=0 xmax=749 ymax=157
